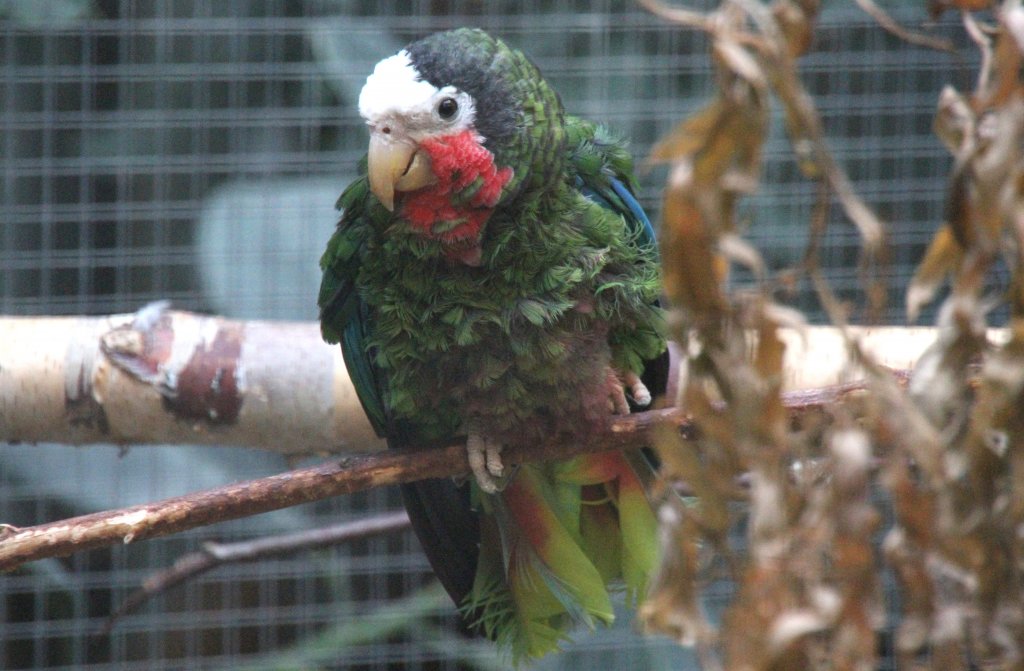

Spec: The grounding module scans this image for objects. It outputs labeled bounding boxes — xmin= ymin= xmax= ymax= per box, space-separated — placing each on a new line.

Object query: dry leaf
xmin=772 ymin=0 xmax=820 ymax=58
xmin=659 ymin=177 xmax=728 ymax=321
xmin=986 ymin=15 xmax=1024 ymax=108
xmin=636 ymin=1 xmax=1024 ymax=668
xmin=906 ymin=225 xmax=964 ymax=322
xmin=933 ymin=86 xmax=973 ymax=155
xmin=638 ymin=498 xmax=716 ymax=648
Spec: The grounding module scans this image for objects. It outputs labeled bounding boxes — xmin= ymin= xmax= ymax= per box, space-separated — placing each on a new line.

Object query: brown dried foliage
xmin=639 ymin=1 xmax=1024 ymax=669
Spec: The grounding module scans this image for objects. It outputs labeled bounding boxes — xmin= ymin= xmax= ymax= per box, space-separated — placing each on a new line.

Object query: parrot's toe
xmin=467 ymin=432 xmax=506 ymax=494
xmin=605 ymin=367 xmax=652 ymax=414
xmin=624 ymin=370 xmax=652 ymax=407
xmin=606 ymin=368 xmax=631 ymax=415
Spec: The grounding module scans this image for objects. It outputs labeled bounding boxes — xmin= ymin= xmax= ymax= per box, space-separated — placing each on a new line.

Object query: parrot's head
xmin=357 ymin=28 xmax=566 ymax=266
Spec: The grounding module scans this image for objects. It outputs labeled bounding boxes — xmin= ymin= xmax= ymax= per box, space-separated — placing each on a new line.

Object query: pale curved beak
xmin=367 ymin=131 xmax=436 ymax=211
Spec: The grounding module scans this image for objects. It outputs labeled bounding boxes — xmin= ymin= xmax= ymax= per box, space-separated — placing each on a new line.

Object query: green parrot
xmin=318 ymin=28 xmax=668 ymax=661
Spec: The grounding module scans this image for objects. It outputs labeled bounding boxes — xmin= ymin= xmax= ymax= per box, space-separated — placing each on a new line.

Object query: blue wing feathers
xmin=575 ymin=174 xmax=656 ymax=249
xmin=609 ymin=177 xmax=656 ymax=249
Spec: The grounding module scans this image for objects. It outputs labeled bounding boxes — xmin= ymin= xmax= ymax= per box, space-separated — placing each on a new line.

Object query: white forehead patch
xmin=357 ymin=49 xmax=478 ymax=140
xmin=359 ymin=51 xmax=438 ymax=121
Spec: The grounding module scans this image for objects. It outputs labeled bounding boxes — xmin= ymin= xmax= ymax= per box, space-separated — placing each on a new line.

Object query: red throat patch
xmin=398 ymin=129 xmax=513 ymax=264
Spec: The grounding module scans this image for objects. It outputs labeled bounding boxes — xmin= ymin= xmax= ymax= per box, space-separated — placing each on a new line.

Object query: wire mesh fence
xmin=1 ymin=1 xmax=974 ymax=669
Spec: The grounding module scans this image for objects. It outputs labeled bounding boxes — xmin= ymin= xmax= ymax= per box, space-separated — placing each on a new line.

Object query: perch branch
xmin=0 ymin=406 xmax=684 ymax=572
xmin=0 ymin=376 xmax=896 ymax=574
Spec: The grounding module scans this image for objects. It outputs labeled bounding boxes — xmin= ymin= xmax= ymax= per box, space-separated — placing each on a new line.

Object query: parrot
xmin=318 ymin=28 xmax=668 ymax=661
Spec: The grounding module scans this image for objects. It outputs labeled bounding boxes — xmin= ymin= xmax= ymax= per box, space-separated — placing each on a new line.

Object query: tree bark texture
xmin=0 ymin=303 xmax=986 ymax=454
xmin=0 ymin=406 xmax=682 ymax=571
xmin=0 ymin=303 xmax=383 ymax=455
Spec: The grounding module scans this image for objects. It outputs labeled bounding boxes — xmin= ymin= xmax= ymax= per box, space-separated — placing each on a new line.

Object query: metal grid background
xmin=0 ymin=1 xmax=972 ymax=669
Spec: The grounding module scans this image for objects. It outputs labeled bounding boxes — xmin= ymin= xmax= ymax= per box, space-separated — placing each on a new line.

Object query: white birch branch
xmin=0 ymin=302 xmax=1005 ymax=457
xmin=0 ymin=302 xmax=383 ymax=455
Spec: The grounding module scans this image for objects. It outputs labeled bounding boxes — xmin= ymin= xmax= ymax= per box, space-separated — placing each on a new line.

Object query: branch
xmin=0 ymin=307 xmax=1007 ymax=573
xmin=0 ymin=374 xmax=900 ymax=574
xmin=104 ymin=510 xmax=412 ymax=629
xmin=0 ymin=406 xmax=685 ymax=572
xmin=0 ymin=303 xmax=951 ymax=460
xmin=0 ymin=302 xmax=383 ymax=456
xmin=0 ymin=303 xmax=977 ymax=454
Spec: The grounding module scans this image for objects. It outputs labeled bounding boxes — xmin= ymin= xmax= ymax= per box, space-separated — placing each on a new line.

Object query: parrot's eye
xmin=437 ymin=97 xmax=459 ymax=121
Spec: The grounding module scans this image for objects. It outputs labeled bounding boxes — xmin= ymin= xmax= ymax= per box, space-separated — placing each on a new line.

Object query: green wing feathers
xmin=317 ymin=175 xmax=392 ymax=436
xmin=568 ymin=117 xmax=665 ymax=378
xmin=318 ymin=177 xmax=369 ymax=344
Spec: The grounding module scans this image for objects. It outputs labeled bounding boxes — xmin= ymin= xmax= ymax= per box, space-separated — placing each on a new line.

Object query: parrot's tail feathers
xmin=461 ymin=570 xmax=514 ymax=640
xmin=462 ymin=522 xmax=572 ymax=662
xmin=614 ymin=457 xmax=660 ymax=604
xmin=463 ymin=453 xmax=658 ymax=662
xmin=461 ymin=513 xmax=518 ymax=642
xmin=502 ymin=468 xmax=616 ymax=624
xmin=552 ymin=451 xmax=660 ymax=602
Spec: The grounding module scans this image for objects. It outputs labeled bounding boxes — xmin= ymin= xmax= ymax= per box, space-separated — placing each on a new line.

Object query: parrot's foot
xmin=606 ymin=367 xmax=652 ymax=415
xmin=467 ymin=432 xmax=506 ymax=494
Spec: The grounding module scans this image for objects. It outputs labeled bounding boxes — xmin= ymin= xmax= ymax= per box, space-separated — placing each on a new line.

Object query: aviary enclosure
xmin=2 ymin=1 xmax=1018 ymax=669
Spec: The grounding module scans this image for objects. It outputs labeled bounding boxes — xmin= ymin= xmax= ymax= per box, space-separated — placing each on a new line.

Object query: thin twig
xmin=963 ymin=10 xmax=993 ymax=95
xmin=103 ymin=510 xmax=411 ymax=631
xmin=855 ymin=0 xmax=957 ymax=53
xmin=636 ymin=0 xmax=712 ymax=31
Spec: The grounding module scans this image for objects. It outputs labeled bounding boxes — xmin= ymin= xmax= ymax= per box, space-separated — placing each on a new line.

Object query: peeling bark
xmin=101 ymin=303 xmax=245 ymax=425
xmin=0 ymin=303 xmax=382 ymax=455
xmin=0 ymin=306 xmax=991 ymax=457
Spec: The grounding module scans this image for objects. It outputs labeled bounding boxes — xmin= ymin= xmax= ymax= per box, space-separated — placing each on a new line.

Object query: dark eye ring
xmin=438 ymin=97 xmax=459 ymax=120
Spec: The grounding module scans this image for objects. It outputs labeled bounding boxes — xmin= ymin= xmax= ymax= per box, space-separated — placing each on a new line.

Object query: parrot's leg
xmin=467 ymin=431 xmax=506 ymax=494
xmin=606 ymin=367 xmax=652 ymax=415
